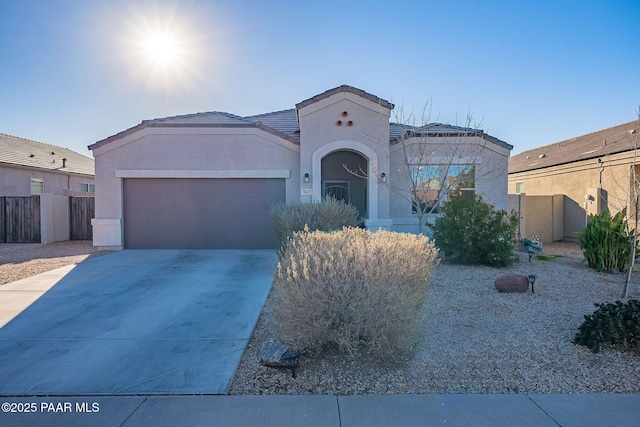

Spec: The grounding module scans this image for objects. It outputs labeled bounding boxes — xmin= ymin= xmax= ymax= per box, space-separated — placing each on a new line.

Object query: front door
xmin=323 ymin=181 xmax=350 ymax=203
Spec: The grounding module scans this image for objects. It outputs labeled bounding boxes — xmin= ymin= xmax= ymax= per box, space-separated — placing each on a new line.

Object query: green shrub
xmin=273 ymin=228 xmax=439 ymax=359
xmin=431 ymin=194 xmax=519 ymax=267
xmin=270 ymin=197 xmax=359 ymax=256
xmin=579 ymin=209 xmax=634 ymax=272
xmin=573 ymin=300 xmax=640 ymax=353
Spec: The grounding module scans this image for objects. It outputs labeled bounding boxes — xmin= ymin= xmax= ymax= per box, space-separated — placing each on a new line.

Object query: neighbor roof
xmin=0 ymin=133 xmax=94 ymax=176
xmin=509 ymin=120 xmax=640 ymax=174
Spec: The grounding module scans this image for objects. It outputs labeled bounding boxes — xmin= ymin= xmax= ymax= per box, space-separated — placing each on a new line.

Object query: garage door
xmin=123 ymin=178 xmax=285 ymax=249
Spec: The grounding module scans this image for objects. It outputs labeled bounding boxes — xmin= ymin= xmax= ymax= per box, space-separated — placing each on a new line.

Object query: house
xmin=0 ymin=133 xmax=95 ymax=243
xmin=0 ymin=133 xmax=95 ymax=196
xmin=88 ymin=85 xmax=512 ymax=250
xmin=508 ymin=119 xmax=640 ymax=242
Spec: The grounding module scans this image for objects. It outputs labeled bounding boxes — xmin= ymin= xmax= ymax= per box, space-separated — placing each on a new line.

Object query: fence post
xmin=0 ymin=196 xmax=5 ymax=243
xmin=40 ymin=193 xmax=54 ymax=244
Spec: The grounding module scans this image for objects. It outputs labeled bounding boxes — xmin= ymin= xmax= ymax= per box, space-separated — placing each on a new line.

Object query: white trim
xmin=115 ymin=170 xmax=291 ymax=179
xmin=311 ymin=140 xmax=379 ymax=220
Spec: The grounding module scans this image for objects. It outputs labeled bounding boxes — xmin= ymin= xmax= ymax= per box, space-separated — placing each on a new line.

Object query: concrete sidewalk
xmin=0 ymin=393 xmax=639 ymax=426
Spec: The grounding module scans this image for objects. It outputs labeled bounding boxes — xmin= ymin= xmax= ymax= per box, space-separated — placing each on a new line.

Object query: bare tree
xmin=347 ymin=102 xmax=505 ymax=234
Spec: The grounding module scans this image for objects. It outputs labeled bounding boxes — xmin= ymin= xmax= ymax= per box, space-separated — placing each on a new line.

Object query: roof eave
xmin=0 ymin=161 xmax=94 ymax=176
xmin=89 ymin=121 xmax=299 ymax=151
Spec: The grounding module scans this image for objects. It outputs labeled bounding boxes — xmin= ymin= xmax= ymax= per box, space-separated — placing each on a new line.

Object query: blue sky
xmin=1 ymin=0 xmax=638 ymax=157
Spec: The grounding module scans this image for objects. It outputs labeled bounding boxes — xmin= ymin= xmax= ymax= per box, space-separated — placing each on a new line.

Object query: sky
xmin=0 ymin=0 xmax=638 ymax=158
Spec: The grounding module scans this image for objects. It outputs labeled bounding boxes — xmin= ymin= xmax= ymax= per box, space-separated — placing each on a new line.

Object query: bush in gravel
xmin=573 ymin=300 xmax=640 ymax=353
xmin=273 ymin=227 xmax=439 ymax=359
xmin=579 ymin=208 xmax=634 ymax=273
xmin=270 ymin=197 xmax=359 ymax=256
xmin=431 ymin=194 xmax=519 ymax=267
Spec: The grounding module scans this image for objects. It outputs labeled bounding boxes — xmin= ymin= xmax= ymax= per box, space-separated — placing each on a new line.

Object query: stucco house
xmin=89 ymin=85 xmax=512 ymax=250
xmin=508 ymin=119 xmax=640 ymax=242
xmin=0 ymin=133 xmax=95 ymax=196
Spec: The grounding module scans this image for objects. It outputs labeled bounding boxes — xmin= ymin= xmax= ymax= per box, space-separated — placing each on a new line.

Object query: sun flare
xmin=141 ymin=31 xmax=183 ymax=66
xmin=120 ymin=7 xmax=206 ymax=91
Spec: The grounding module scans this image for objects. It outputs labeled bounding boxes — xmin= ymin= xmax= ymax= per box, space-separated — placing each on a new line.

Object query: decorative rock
xmin=495 ymin=274 xmax=529 ymax=293
xmin=260 ymin=338 xmax=300 ymax=378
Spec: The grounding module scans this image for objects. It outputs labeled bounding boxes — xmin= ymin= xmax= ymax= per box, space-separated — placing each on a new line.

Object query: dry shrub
xmin=270 ymin=197 xmax=359 ymax=256
xmin=273 ymin=227 xmax=439 ymax=359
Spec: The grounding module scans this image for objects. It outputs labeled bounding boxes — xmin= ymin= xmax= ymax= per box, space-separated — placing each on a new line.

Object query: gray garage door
xmin=123 ymin=178 xmax=285 ymax=249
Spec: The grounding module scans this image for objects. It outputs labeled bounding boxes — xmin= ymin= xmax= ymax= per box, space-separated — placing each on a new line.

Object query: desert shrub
xmin=573 ymin=300 xmax=640 ymax=353
xmin=270 ymin=197 xmax=359 ymax=255
xmin=431 ymin=194 xmax=519 ymax=267
xmin=579 ymin=208 xmax=634 ymax=272
xmin=273 ymin=227 xmax=439 ymax=359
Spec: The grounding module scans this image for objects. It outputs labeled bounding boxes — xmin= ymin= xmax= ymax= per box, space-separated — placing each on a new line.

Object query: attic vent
xmin=631 ymin=129 xmax=638 ymax=134
xmin=29 ymin=154 xmax=34 ymax=158
xmin=51 ymin=151 xmax=55 ymax=155
xmin=538 ymin=154 xmax=546 ymax=159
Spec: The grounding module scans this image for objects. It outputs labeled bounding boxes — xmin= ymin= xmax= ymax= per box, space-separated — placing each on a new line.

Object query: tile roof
xmin=142 ymin=111 xmax=254 ymax=126
xmin=0 ymin=133 xmax=94 ymax=176
xmin=508 ymin=120 xmax=640 ymax=174
xmin=247 ymin=109 xmax=300 ymax=141
xmin=390 ymin=122 xmax=513 ymax=150
xmin=295 ymin=85 xmax=395 ymax=110
xmin=90 ymin=86 xmax=510 ymax=152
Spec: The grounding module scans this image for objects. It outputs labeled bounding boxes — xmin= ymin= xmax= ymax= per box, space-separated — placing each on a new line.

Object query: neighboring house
xmin=89 ymin=85 xmax=512 ymax=250
xmin=508 ymin=119 xmax=640 ymax=242
xmin=0 ymin=133 xmax=95 ymax=196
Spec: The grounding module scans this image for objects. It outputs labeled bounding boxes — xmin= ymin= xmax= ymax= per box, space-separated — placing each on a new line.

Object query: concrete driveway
xmin=0 ymin=250 xmax=276 ymax=395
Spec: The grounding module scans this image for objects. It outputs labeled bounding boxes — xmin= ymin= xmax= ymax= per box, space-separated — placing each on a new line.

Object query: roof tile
xmin=509 ymin=120 xmax=639 ymax=174
xmin=0 ymin=133 xmax=94 ymax=176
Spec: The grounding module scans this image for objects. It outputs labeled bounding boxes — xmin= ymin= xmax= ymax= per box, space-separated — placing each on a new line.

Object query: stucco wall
xmin=388 ymin=135 xmax=511 ymax=234
xmin=0 ymin=165 xmax=94 ymax=196
xmin=509 ymin=152 xmax=636 ymax=240
xmin=91 ymin=127 xmax=300 ymax=249
xmin=298 ymin=94 xmax=391 ymax=226
xmin=40 ymin=193 xmax=70 ymax=243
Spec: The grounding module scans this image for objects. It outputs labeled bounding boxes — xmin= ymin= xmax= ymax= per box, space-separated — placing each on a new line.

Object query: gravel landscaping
xmin=3 ymin=241 xmax=639 ymax=395
xmin=229 ymin=242 xmax=640 ymax=395
xmin=0 ymin=241 xmax=109 ymax=286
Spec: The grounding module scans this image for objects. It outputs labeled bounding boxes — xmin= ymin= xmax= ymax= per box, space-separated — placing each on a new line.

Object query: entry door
xmin=323 ymin=181 xmax=350 ymax=203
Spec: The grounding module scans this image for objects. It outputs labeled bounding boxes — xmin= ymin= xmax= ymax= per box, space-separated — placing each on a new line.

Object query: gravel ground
xmin=3 ymin=241 xmax=639 ymax=395
xmin=229 ymin=242 xmax=640 ymax=395
xmin=0 ymin=241 xmax=109 ymax=286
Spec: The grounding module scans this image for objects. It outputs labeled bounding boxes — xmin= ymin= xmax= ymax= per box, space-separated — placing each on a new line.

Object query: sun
xmin=141 ymin=31 xmax=183 ymax=66
xmin=120 ymin=8 xmax=204 ymax=91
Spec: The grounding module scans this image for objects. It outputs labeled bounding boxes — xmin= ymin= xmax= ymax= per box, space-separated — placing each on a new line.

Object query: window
xmin=411 ymin=165 xmax=475 ymax=214
xmin=515 ymin=182 xmax=524 ymax=194
xmin=30 ymin=179 xmax=43 ymax=195
xmin=80 ymin=183 xmax=95 ymax=192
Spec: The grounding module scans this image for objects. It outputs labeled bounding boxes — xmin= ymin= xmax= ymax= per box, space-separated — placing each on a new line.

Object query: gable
xmin=296 ymin=85 xmax=393 ymax=119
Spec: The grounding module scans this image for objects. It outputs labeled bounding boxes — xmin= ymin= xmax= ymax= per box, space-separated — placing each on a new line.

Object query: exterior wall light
xmin=381 ymin=173 xmax=387 ymax=183
xmin=304 ymin=173 xmax=310 ymax=183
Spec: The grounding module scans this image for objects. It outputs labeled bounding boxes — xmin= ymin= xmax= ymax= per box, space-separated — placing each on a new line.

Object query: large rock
xmin=495 ymin=274 xmax=530 ymax=293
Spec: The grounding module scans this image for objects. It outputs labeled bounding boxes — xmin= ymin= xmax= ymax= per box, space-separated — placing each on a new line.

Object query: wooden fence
xmin=70 ymin=197 xmax=94 ymax=241
xmin=0 ymin=196 xmax=41 ymax=243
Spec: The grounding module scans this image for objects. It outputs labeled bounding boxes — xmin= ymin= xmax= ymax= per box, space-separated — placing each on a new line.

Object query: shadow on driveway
xmin=0 ymin=250 xmax=276 ymax=395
